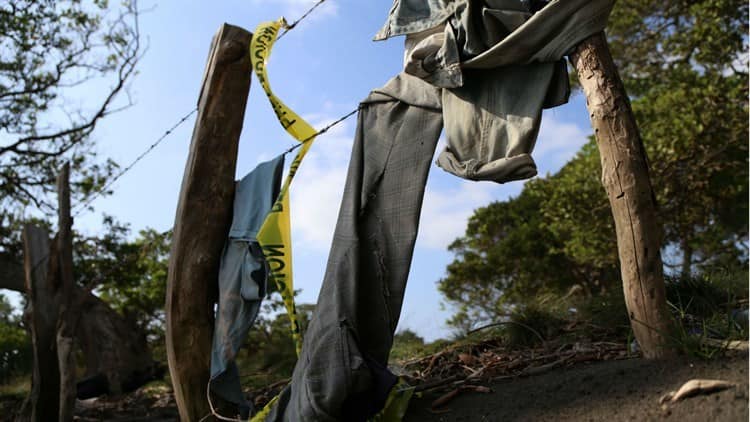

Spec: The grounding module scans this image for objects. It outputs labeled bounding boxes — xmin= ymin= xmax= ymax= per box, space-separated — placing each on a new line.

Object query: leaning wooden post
xmin=55 ymin=162 xmax=77 ymax=421
xmin=21 ymin=225 xmax=60 ymax=421
xmin=165 ymin=23 xmax=253 ymax=421
xmin=570 ymin=33 xmax=675 ymax=358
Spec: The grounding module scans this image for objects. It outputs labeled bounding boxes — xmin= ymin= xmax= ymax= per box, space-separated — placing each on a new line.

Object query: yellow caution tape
xmin=249 ymin=394 xmax=278 ymax=422
xmin=251 ymin=18 xmax=313 ymax=358
xmin=369 ymin=378 xmax=416 ymax=422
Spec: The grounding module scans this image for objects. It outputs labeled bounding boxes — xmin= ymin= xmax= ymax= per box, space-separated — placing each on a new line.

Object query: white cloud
xmin=413 ymin=139 xmax=520 ymax=250
xmin=417 ymin=179 xmax=516 ymax=250
xmin=288 ymin=114 xmax=581 ymax=254
xmin=533 ymin=113 xmax=589 ymax=173
xmin=290 ymin=131 xmax=507 ymax=253
xmin=289 ymin=112 xmax=353 ymax=249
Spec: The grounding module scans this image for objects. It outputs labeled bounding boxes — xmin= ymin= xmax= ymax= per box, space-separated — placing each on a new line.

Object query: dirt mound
xmin=405 ymin=351 xmax=748 ymax=421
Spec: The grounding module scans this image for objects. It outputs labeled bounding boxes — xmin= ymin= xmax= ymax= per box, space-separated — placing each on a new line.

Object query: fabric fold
xmin=381 ymin=0 xmax=614 ymax=184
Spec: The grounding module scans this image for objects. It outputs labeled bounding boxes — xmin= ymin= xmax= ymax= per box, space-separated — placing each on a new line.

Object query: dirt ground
xmin=405 ymin=351 xmax=749 ymax=422
xmin=1 ymin=351 xmax=746 ymax=421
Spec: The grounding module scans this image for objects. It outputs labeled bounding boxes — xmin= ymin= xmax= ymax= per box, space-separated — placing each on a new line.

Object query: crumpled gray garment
xmin=265 ymin=73 xmax=442 ymax=422
xmin=210 ymin=155 xmax=284 ymax=417
xmin=377 ymin=0 xmax=615 ymax=183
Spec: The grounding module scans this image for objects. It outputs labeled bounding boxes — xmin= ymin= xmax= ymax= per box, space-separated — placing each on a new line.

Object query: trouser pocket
xmin=302 ymin=321 xmax=372 ymax=421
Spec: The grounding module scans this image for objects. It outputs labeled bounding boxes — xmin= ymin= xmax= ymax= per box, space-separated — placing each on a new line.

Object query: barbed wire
xmin=72 ymin=108 xmax=198 ymax=217
xmin=282 ymin=105 xmax=361 ymax=155
xmin=27 ymin=0 xmax=355 ymax=280
xmin=276 ymin=0 xmax=328 ymax=41
xmin=72 ymin=0 xmax=341 ymax=218
xmin=24 ymin=0 xmax=354 ymax=279
xmin=21 ymin=1 xmax=361 ymax=418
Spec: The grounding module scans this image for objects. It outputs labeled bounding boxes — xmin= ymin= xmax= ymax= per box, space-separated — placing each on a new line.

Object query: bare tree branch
xmin=0 ymin=0 xmax=143 ymax=213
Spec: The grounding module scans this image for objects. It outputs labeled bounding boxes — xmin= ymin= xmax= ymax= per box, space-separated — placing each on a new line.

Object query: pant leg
xmin=267 ymin=89 xmax=443 ymax=422
xmin=210 ymin=240 xmax=263 ymax=412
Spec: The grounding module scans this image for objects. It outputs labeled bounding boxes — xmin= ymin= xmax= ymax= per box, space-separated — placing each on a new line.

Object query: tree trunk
xmin=165 ymin=23 xmax=253 ymax=421
xmin=570 ymin=33 xmax=675 ymax=358
xmin=20 ymin=225 xmax=60 ymax=422
xmin=55 ymin=162 xmax=77 ymax=422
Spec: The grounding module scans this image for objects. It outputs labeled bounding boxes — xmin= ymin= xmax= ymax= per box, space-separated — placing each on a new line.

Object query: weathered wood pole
xmin=165 ymin=23 xmax=253 ymax=421
xmin=21 ymin=225 xmax=60 ymax=421
xmin=55 ymin=162 xmax=77 ymax=421
xmin=571 ymin=33 xmax=674 ymax=358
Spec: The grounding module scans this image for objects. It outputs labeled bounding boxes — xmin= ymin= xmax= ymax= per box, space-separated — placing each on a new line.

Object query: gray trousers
xmin=267 ymin=74 xmax=443 ymax=421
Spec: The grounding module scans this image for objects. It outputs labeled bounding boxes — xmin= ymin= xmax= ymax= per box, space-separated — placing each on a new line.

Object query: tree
xmin=0 ymin=0 xmax=153 ymax=401
xmin=7 ymin=218 xmax=167 ymax=410
xmin=607 ymin=0 xmax=749 ymax=277
xmin=66 ymin=219 xmax=171 ymax=395
xmin=0 ymin=0 xmax=143 ymax=301
xmin=76 ymin=218 xmax=171 ymax=343
xmin=440 ymin=0 xmax=748 ymax=335
xmin=0 ymin=0 xmax=144 ymax=310
xmin=243 ymin=300 xmax=315 ymax=384
xmin=0 ymin=293 xmax=31 ymax=384
xmin=0 ymin=0 xmax=142 ymax=213
xmin=438 ymin=180 xmax=578 ymax=332
xmin=540 ymin=142 xmax=619 ymax=293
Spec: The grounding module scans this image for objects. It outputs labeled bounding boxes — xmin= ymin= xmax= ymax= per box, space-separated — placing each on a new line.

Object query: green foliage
xmin=389 ymin=329 xmax=427 ymax=362
xmin=505 ymin=305 xmax=566 ymax=347
xmin=539 ymin=142 xmax=619 ymax=285
xmin=0 ymin=0 xmax=141 ymax=214
xmin=609 ymin=0 xmax=749 ymax=276
xmin=440 ymin=0 xmax=748 ymax=335
xmin=75 ymin=217 xmax=171 ymax=345
xmin=439 ymin=180 xmax=580 ymax=332
xmin=576 ymin=287 xmax=630 ymax=338
xmin=238 ymin=299 xmax=314 ymax=389
xmin=0 ymin=294 xmax=31 ymax=384
xmin=665 ymin=269 xmax=748 ymax=345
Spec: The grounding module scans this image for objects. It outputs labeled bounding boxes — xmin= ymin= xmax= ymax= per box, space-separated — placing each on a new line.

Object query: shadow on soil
xmin=405 ymin=352 xmax=749 ymax=422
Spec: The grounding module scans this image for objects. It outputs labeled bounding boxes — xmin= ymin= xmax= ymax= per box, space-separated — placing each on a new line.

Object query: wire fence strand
xmin=276 ymin=0 xmax=328 ymax=41
xmin=283 ymin=105 xmax=361 ymax=155
xmin=19 ymin=0 xmax=353 ymax=405
xmin=72 ymin=0 xmax=336 ymax=217
xmin=72 ymin=108 xmax=198 ymax=217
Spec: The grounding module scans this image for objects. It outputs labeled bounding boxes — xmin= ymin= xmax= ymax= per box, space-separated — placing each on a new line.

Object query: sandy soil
xmin=1 ymin=352 xmax=746 ymax=421
xmin=405 ymin=351 xmax=749 ymax=422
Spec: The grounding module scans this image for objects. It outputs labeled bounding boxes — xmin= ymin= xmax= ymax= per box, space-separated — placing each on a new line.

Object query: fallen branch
xmin=431 ymin=385 xmax=492 ymax=410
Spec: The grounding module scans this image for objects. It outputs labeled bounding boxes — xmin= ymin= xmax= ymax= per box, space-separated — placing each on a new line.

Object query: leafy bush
xmin=0 ymin=295 xmax=31 ymax=385
xmin=506 ymin=305 xmax=566 ymax=347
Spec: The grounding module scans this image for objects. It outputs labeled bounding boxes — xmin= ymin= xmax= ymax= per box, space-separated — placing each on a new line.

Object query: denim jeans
xmin=210 ymin=155 xmax=284 ymax=417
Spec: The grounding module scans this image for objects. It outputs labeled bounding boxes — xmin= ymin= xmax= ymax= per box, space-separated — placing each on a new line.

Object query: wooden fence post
xmin=21 ymin=225 xmax=59 ymax=421
xmin=165 ymin=23 xmax=253 ymax=421
xmin=571 ymin=33 xmax=675 ymax=358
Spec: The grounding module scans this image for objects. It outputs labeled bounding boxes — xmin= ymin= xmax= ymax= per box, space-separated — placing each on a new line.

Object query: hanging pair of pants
xmin=266 ymin=73 xmax=443 ymax=421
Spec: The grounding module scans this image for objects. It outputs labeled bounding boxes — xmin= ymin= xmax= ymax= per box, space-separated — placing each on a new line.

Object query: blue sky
xmin=49 ymin=0 xmax=594 ymax=341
